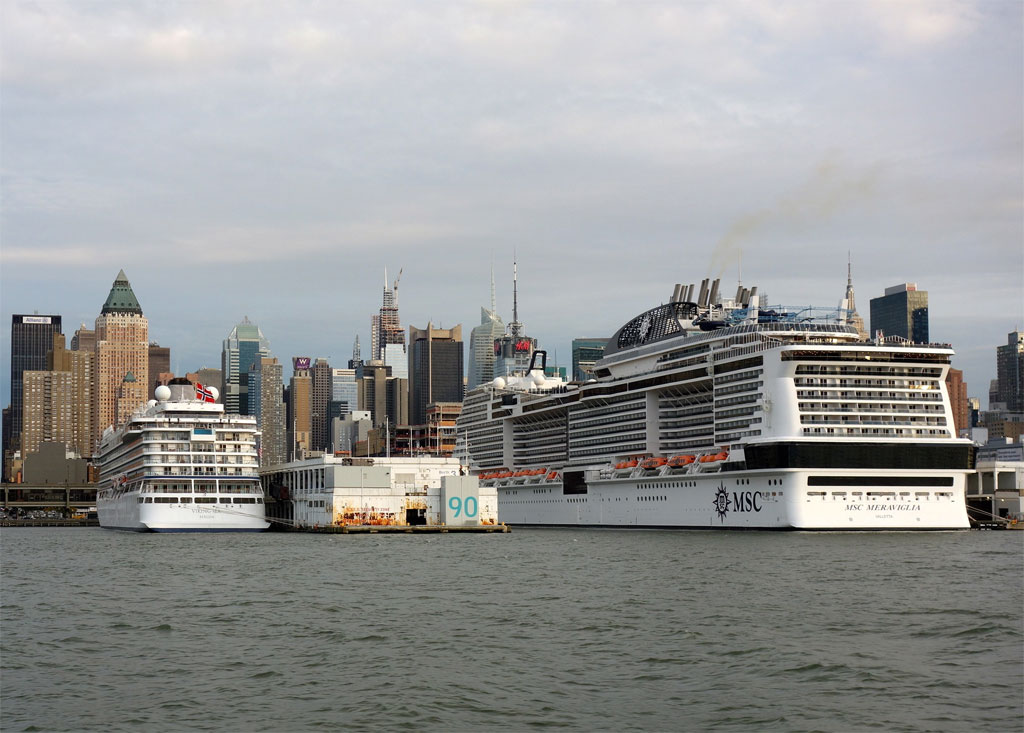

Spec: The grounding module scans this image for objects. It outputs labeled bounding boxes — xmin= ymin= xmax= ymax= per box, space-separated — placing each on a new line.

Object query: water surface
xmin=2 ymin=528 xmax=1021 ymax=731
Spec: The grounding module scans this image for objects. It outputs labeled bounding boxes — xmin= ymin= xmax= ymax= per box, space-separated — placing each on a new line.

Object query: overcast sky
xmin=1 ymin=0 xmax=1021 ymax=408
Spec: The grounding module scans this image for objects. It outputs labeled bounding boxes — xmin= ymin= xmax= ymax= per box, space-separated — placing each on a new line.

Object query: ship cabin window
xmin=145 ymin=497 xmax=153 ymax=503
xmin=179 ymin=497 xmax=192 ymax=503
xmin=220 ymin=498 xmax=233 ymax=503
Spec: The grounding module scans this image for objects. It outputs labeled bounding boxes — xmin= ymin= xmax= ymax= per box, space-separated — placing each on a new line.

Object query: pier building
xmin=260 ymin=455 xmax=497 ymax=529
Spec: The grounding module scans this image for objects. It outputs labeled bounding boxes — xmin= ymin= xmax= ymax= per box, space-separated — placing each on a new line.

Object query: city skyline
xmin=1 ymin=1 xmax=1021 ymax=409
xmin=3 ymin=263 xmax=1017 ymax=410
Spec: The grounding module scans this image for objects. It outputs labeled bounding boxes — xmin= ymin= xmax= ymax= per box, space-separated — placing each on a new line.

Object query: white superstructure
xmin=457 ymin=279 xmax=972 ymax=530
xmin=96 ymin=379 xmax=269 ymax=532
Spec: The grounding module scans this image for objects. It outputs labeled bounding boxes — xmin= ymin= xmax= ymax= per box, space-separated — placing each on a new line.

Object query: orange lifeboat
xmin=667 ymin=455 xmax=696 ymax=468
xmin=547 ymin=471 xmax=560 ymax=481
xmin=641 ymin=457 xmax=668 ymax=470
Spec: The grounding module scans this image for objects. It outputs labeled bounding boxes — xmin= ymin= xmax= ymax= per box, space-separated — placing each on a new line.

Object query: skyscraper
xmin=349 ymin=336 xmax=362 ymax=370
xmin=287 ymin=358 xmax=313 ymax=460
xmin=869 ymin=283 xmax=929 ymax=343
xmin=70 ymin=325 xmax=95 ymax=353
xmin=945 ymin=368 xmax=969 ymax=437
xmin=371 ymin=269 xmax=407 ymax=377
xmin=356 ymin=361 xmax=408 ymax=433
xmin=467 ymin=269 xmax=505 ymax=390
xmin=46 ymin=332 xmax=94 ymax=458
xmin=995 ymin=330 xmax=1024 ymax=413
xmin=571 ymin=338 xmax=609 ymax=381
xmin=21 ymin=369 xmax=75 ymax=459
xmin=408 ymin=323 xmax=464 ymax=426
xmin=330 ymin=367 xmax=358 ymax=419
xmin=310 ymin=358 xmax=332 ymax=452
xmin=7 ymin=313 xmax=63 ymax=464
xmin=843 ymin=255 xmax=868 ymax=339
xmin=221 ymin=317 xmax=271 ymax=415
xmin=94 ymin=270 xmax=148 ymax=443
xmin=148 ymin=343 xmax=171 ymax=399
xmin=250 ymin=356 xmax=285 ymax=468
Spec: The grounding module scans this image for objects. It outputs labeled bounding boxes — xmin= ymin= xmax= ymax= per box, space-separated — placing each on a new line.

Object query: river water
xmin=1 ymin=527 xmax=1021 ymax=732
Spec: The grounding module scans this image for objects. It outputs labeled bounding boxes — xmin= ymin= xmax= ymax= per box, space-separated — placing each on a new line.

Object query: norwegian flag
xmin=195 ymin=382 xmax=215 ymax=403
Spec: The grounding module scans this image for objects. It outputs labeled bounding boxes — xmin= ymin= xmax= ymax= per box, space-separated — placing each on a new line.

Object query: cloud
xmin=0 ymin=0 xmax=1018 ymax=409
xmin=867 ymin=0 xmax=980 ymax=48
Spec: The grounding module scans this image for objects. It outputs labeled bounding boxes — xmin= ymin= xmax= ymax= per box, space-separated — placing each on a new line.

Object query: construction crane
xmin=392 ymin=267 xmax=403 ymax=306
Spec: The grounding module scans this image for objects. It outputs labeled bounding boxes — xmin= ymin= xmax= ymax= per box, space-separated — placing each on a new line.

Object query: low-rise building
xmin=966 ymin=437 xmax=1024 ymax=522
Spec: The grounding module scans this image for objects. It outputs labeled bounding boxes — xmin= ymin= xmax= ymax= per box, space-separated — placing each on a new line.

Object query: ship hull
xmin=495 ymin=469 xmax=970 ymax=530
xmin=98 ymin=485 xmax=269 ymax=533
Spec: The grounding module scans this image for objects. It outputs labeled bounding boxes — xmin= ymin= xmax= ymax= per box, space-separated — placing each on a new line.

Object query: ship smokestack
xmin=747 ymin=286 xmax=757 ymax=306
xmin=671 ymin=284 xmax=683 ymax=303
xmin=709 ymin=278 xmax=720 ymax=305
xmin=686 ymin=284 xmax=695 ymax=302
xmin=698 ymin=279 xmax=709 ymax=307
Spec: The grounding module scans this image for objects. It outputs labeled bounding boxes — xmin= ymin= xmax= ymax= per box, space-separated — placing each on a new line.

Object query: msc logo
xmin=712 ymin=484 xmax=730 ymax=520
xmin=712 ymin=482 xmax=763 ymax=523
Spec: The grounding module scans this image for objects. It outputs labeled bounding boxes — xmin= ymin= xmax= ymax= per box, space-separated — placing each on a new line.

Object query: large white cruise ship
xmin=97 ymin=379 xmax=269 ymax=532
xmin=457 ymin=279 xmax=972 ymax=530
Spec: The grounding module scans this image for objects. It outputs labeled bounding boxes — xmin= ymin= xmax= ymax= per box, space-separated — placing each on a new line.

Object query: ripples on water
xmin=2 ymin=528 xmax=1021 ymax=732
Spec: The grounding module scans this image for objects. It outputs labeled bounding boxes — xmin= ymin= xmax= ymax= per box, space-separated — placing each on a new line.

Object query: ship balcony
xmin=799 ymin=415 xmax=947 ymax=426
xmin=569 ymin=432 xmax=645 ymax=449
xmin=570 ymin=442 xmax=646 ymax=459
xmin=797 ymin=404 xmax=945 ymax=413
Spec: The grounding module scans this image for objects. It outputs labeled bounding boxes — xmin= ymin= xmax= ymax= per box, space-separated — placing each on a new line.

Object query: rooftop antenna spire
xmin=513 ymin=259 xmax=518 ymax=325
xmin=510 ymin=254 xmax=523 ymax=338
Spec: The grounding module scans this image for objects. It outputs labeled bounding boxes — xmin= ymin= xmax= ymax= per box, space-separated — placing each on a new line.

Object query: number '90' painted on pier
xmin=448 ymin=496 xmax=478 ymax=518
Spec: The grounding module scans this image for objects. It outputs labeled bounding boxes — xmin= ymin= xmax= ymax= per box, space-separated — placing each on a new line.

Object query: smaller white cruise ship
xmin=97 ymin=378 xmax=269 ymax=532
